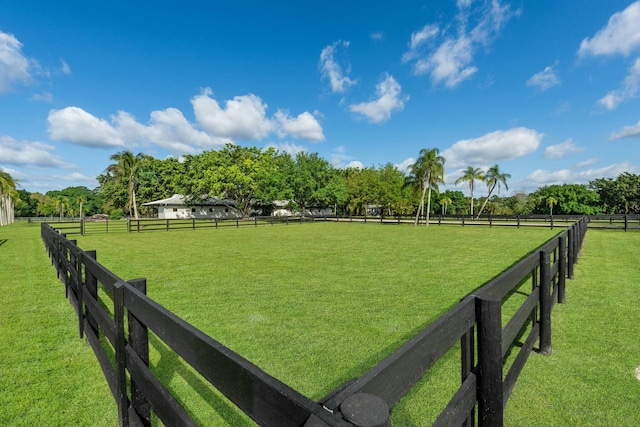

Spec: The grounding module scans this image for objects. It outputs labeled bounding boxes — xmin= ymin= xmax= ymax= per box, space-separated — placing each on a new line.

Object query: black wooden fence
xmin=42 ymin=217 xmax=587 ymax=427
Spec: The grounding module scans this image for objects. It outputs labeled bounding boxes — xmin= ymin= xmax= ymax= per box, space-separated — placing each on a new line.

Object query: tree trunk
xmin=132 ymin=189 xmax=139 ymax=219
xmin=414 ymin=177 xmax=428 ymax=226
xmin=476 ymin=183 xmax=496 ymax=219
xmin=425 ymin=180 xmax=432 ymax=227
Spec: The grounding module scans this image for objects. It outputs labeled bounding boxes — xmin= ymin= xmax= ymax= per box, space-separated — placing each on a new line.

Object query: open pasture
xmin=73 ymin=222 xmax=558 ymax=425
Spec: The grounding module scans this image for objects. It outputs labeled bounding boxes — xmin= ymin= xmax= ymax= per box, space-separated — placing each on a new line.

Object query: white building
xmin=142 ymin=194 xmax=242 ymax=219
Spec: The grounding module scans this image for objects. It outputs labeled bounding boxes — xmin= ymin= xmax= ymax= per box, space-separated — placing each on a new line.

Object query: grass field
xmin=1 ymin=221 xmax=638 ymax=426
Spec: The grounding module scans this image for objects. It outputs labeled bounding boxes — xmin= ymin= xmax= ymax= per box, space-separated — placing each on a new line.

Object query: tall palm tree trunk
xmin=414 ymin=180 xmax=428 ymax=226
xmin=476 ymin=183 xmax=496 ymax=219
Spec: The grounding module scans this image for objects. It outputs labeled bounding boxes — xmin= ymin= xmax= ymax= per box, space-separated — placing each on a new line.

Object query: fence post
xmin=550 ymin=215 xmax=554 ymax=229
xmin=113 ymin=283 xmax=129 ymax=426
xmin=567 ymin=227 xmax=575 ymax=279
xmin=558 ymin=235 xmax=567 ymax=304
xmin=166 ymin=219 xmax=170 ymax=231
xmin=517 ymin=214 xmax=520 ymax=228
xmin=625 ymin=214 xmax=628 ymax=232
xmin=127 ymin=278 xmax=151 ymax=427
xmin=462 ymin=215 xmax=465 ymax=227
xmin=84 ymin=250 xmax=99 ymax=339
xmin=476 ymin=295 xmax=503 ymax=427
xmin=255 ymin=216 xmax=258 ymax=227
xmin=539 ymin=251 xmax=552 ymax=355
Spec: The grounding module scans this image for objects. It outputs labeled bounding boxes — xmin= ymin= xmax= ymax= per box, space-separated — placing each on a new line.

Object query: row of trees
xmin=3 ymin=145 xmax=640 ymax=224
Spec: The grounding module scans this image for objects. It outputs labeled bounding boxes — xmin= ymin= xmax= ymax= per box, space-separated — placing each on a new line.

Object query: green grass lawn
xmin=72 ymin=222 xmax=558 ymax=425
xmin=2 ymin=221 xmax=638 ymax=426
xmin=0 ymin=222 xmax=117 ymax=427
xmin=504 ymin=230 xmax=640 ymax=426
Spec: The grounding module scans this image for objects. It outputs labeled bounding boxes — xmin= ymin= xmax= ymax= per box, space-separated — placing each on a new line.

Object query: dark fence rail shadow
xmin=42 ymin=217 xmax=587 ymax=426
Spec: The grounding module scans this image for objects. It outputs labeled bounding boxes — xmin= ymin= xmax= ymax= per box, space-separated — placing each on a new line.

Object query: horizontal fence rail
xmin=43 ymin=217 xmax=587 ymax=427
xmin=38 ymin=212 xmax=638 ymax=236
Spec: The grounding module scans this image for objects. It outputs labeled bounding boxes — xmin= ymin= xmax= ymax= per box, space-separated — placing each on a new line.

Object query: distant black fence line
xmin=33 ymin=212 xmax=638 ymax=236
xmin=42 ymin=217 xmax=587 ymax=426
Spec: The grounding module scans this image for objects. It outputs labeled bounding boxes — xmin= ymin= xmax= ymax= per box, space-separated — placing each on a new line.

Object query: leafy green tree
xmin=455 ymin=166 xmax=484 ymax=217
xmin=286 ymin=152 xmax=334 ymax=215
xmin=530 ymin=184 xmax=601 ymax=215
xmin=589 ymin=173 xmax=640 ymax=213
xmin=406 ymin=148 xmax=445 ymax=226
xmin=438 ymin=190 xmax=468 ymax=215
xmin=476 ymin=164 xmax=510 ymax=218
xmin=14 ymin=189 xmax=37 ymax=217
xmin=191 ymin=145 xmax=280 ymax=218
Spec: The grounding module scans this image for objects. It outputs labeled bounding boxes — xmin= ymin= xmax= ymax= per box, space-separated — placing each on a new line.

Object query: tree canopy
xmin=9 ymin=147 xmax=640 ymax=220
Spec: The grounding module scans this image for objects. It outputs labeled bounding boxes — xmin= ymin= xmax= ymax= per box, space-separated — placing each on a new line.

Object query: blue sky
xmin=1 ymin=0 xmax=640 ymax=196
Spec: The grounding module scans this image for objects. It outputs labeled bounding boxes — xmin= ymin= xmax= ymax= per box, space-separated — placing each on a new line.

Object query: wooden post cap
xmin=340 ymin=393 xmax=390 ymax=427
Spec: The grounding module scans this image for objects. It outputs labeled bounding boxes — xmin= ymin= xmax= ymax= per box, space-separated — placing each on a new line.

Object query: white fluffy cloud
xmin=544 ymin=138 xmax=584 ymax=159
xmin=0 ymin=136 xmax=69 ymax=168
xmin=598 ymin=57 xmax=640 ymax=110
xmin=403 ymin=0 xmax=516 ymax=88
xmin=48 ymin=89 xmax=323 ymax=153
xmin=349 ymin=74 xmax=408 ymax=123
xmin=610 ymin=119 xmax=640 ymax=140
xmin=191 ymin=88 xmax=272 ymax=140
xmin=396 ymin=157 xmax=415 ymax=173
xmin=273 ymin=110 xmax=324 ymax=142
xmin=527 ymin=162 xmax=639 ymax=186
xmin=527 ymin=66 xmax=560 ymax=91
xmin=578 ymin=1 xmax=640 ymax=57
xmin=0 ymin=31 xmax=32 ymax=93
xmin=442 ymin=127 xmax=543 ymax=167
xmin=319 ymin=40 xmax=357 ymax=94
xmin=48 ymin=107 xmax=124 ymax=148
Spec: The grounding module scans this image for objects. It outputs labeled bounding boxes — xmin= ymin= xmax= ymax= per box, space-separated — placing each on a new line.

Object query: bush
xmin=110 ymin=208 xmax=124 ymax=220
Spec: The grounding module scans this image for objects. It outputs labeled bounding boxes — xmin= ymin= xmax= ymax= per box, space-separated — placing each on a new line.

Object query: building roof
xmin=142 ymin=194 xmax=236 ymax=207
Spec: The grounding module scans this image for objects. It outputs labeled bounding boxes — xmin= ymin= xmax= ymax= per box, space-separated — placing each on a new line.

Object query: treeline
xmin=8 ymin=145 xmax=640 ymax=219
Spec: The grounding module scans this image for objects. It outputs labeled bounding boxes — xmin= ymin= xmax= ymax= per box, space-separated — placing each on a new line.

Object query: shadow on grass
xmin=149 ymin=333 xmax=251 ymax=427
xmin=0 ymin=239 xmax=7 ymax=247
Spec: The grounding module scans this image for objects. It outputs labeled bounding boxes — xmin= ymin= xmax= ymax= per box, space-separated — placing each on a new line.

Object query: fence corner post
xmin=127 ymin=278 xmax=151 ymax=427
xmin=340 ymin=393 xmax=390 ymax=427
xmin=476 ymin=294 xmax=503 ymax=427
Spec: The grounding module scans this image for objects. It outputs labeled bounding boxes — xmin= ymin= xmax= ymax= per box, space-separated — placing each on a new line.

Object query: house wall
xmin=158 ymin=205 xmax=241 ymax=219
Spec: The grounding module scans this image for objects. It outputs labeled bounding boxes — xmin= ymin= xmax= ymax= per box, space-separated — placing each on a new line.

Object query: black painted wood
xmin=325 ymin=297 xmax=476 ymax=410
xmin=502 ymin=288 xmax=539 ymax=358
xmin=539 ymin=251 xmax=552 ymax=355
xmin=432 ymin=373 xmax=477 ymax=427
xmin=503 ymin=323 xmax=539 ymax=404
xmin=476 ymin=296 xmax=503 ymax=427
xmin=122 ymin=284 xmax=326 ymax=427
xmin=128 ymin=278 xmax=151 ymax=427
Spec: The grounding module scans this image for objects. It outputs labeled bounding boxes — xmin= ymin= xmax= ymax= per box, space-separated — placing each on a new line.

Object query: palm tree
xmin=476 ymin=164 xmax=511 ymax=219
xmin=54 ymin=196 xmax=70 ymax=220
xmin=547 ymin=196 xmax=558 ymax=216
xmin=106 ymin=151 xmax=146 ymax=219
xmin=440 ymin=196 xmax=452 ymax=215
xmin=0 ymin=171 xmax=19 ymax=226
xmin=406 ymin=148 xmax=446 ymax=226
xmin=455 ymin=166 xmax=484 ymax=217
